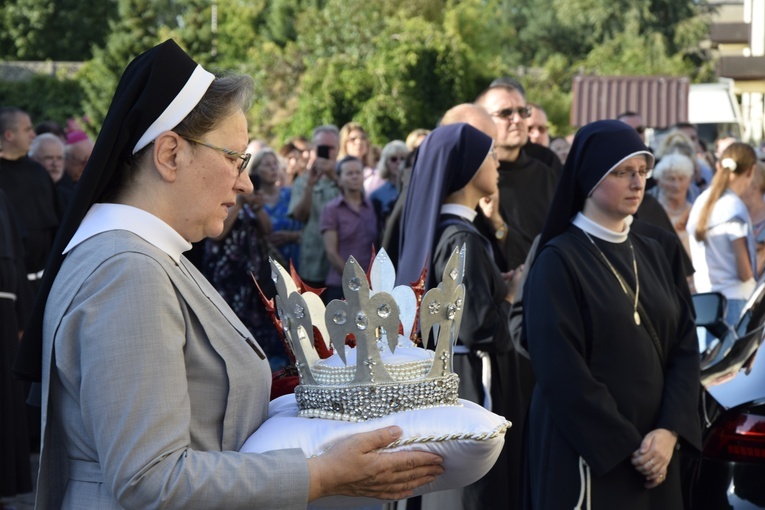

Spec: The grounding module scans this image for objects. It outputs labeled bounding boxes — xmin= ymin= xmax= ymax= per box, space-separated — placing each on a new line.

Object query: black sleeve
xmin=433 ymin=228 xmax=513 ymax=353
xmin=632 ymin=218 xmax=694 ymax=312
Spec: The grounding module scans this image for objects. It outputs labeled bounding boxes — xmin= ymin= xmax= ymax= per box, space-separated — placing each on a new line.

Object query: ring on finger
xmin=647 ymin=459 xmax=654 ymax=467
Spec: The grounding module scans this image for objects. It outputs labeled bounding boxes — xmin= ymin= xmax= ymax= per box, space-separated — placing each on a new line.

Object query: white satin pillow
xmin=240 ymin=394 xmax=511 ymax=509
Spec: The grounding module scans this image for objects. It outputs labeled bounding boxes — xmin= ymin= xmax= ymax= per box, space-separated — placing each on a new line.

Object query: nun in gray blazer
xmin=15 ymin=40 xmax=443 ymax=509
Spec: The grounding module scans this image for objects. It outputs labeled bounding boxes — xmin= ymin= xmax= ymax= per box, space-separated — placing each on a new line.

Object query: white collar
xmin=64 ymin=203 xmax=192 ymax=262
xmin=572 ymin=212 xmax=632 ymax=243
xmin=440 ymin=203 xmax=477 ymax=222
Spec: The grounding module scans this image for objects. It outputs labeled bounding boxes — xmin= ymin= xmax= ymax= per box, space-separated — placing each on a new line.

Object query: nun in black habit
xmin=398 ymin=123 xmax=524 ymax=510
xmin=521 ymin=120 xmax=701 ymax=509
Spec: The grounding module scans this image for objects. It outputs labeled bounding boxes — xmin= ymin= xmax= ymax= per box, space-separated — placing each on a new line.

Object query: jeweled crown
xmin=271 ymin=247 xmax=466 ymax=421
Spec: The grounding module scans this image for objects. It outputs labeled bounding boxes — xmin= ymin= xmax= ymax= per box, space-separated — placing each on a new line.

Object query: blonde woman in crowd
xmin=405 ymin=128 xmax=430 ymax=152
xmin=688 ymin=142 xmax=758 ymax=327
xmin=338 ymin=122 xmax=379 ymax=193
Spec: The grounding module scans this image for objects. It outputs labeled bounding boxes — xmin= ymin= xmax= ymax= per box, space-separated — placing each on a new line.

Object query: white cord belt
xmin=0 ymin=291 xmax=16 ymax=301
xmin=27 ymin=269 xmax=44 ymax=281
xmin=574 ymin=456 xmax=591 ymax=510
xmin=453 ymin=345 xmax=493 ymax=411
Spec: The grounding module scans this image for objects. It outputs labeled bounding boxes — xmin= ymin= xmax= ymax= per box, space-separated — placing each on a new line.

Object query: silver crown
xmin=271 ymin=247 xmax=466 ymax=421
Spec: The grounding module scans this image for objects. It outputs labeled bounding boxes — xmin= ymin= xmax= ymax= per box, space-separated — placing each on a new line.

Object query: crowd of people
xmin=1 ymin=37 xmax=764 ymax=509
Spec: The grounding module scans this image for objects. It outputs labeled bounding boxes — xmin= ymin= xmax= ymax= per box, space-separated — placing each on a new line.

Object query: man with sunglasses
xmin=475 ymin=83 xmax=560 ymax=269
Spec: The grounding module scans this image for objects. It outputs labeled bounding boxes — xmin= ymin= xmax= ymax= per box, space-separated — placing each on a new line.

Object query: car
xmin=682 ymin=284 xmax=765 ymax=509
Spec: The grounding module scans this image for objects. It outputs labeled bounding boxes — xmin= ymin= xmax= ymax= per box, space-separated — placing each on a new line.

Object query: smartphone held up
xmin=317 ymin=145 xmax=331 ymax=159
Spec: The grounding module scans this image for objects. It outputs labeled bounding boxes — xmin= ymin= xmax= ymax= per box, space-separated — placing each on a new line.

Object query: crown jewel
xmin=271 ymin=247 xmax=466 ymax=421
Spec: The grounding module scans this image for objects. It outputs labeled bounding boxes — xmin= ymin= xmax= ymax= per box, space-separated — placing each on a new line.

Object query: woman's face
xmin=296 ymin=143 xmax=311 ymax=171
xmin=256 ymin=153 xmax=280 ymax=185
xmin=587 ymin=155 xmax=647 ymax=225
xmin=657 ymin=170 xmax=691 ymax=202
xmin=386 ymin=152 xmax=406 ymax=180
xmin=345 ymin=129 xmax=368 ymax=159
xmin=178 ymin=110 xmax=252 ymax=242
xmin=285 ymin=149 xmax=301 ymax=177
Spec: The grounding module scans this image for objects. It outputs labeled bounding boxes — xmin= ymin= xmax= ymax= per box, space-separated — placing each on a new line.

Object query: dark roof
xmin=571 ymin=75 xmax=690 ymax=129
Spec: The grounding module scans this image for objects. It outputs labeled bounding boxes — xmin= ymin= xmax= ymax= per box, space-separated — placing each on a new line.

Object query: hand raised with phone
xmin=308 ymin=144 xmax=333 ymax=185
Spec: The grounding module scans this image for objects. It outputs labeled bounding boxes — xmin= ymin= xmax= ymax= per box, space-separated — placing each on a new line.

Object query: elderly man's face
xmin=34 ymin=140 xmax=65 ymax=182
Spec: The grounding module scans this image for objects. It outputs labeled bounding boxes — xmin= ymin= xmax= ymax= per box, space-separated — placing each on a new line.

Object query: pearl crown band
xmin=271 ymin=247 xmax=466 ymax=421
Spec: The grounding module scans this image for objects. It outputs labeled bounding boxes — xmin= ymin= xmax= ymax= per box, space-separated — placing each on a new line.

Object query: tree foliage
xmin=501 ymin=0 xmax=711 ymax=134
xmin=0 ymin=0 xmax=118 ymax=61
xmin=245 ymin=0 xmax=514 ymax=144
xmin=576 ymin=9 xmax=694 ymax=76
xmin=78 ymin=0 xmax=170 ymax=136
xmin=1 ymin=0 xmax=713 ymax=139
xmin=0 ymin=74 xmax=84 ymax=126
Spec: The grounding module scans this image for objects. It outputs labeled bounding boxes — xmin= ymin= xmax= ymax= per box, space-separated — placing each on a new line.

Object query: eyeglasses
xmin=389 ymin=155 xmax=406 ymax=163
xmin=609 ymin=168 xmax=652 ymax=180
xmin=490 ymin=106 xmax=532 ymax=120
xmin=181 ymin=136 xmax=251 ymax=175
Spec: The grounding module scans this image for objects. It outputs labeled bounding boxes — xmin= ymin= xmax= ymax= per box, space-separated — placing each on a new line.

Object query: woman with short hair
xmin=650 ymin=153 xmax=695 ymax=257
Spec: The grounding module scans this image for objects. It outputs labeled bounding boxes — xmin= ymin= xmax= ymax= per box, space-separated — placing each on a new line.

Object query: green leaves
xmin=0 ymin=0 xmax=711 ymax=142
xmin=243 ymin=0 xmax=505 ymax=144
xmin=0 ymin=74 xmax=84 ymax=128
xmin=0 ymin=0 xmax=117 ymax=60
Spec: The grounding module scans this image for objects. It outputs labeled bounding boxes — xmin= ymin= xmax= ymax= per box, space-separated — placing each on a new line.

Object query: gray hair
xmin=377 ymin=140 xmax=407 ymax=180
xmin=653 ymin=153 xmax=695 ymax=181
xmin=475 ymin=82 xmax=525 ymax=106
xmin=29 ymin=132 xmax=64 ymax=158
xmin=249 ymin=147 xmax=278 ymax=175
xmin=173 ymin=73 xmax=254 ymax=139
xmin=312 ymin=124 xmax=339 ymax=143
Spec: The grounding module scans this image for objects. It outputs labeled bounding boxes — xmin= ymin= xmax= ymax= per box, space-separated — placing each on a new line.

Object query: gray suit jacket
xmin=37 ymin=230 xmax=310 ymax=509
